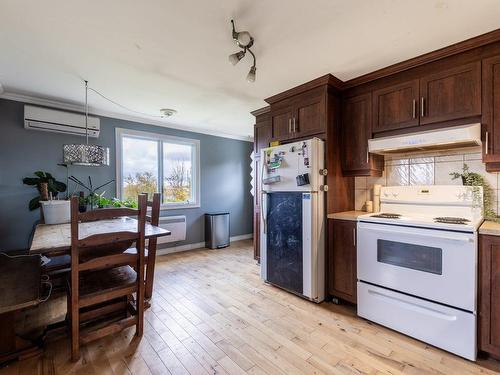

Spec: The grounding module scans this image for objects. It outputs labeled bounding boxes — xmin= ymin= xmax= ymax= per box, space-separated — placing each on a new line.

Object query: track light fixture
xmin=228 ymin=20 xmax=256 ymax=82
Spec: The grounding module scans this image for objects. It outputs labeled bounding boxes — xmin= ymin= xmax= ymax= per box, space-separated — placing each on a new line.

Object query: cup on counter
xmin=365 ymin=200 xmax=373 ymax=213
xmin=373 ymin=184 xmax=382 ymax=212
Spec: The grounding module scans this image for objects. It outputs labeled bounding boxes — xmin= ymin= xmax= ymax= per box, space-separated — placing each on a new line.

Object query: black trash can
xmin=205 ymin=212 xmax=230 ymax=249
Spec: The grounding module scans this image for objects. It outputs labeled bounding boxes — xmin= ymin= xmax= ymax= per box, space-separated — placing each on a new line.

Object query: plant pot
xmin=41 ymin=200 xmax=70 ymax=224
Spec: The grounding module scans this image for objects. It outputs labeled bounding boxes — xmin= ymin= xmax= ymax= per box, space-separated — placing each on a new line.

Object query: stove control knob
xmin=392 ymin=192 xmax=399 ymax=198
xmin=384 ymin=192 xmax=390 ymax=197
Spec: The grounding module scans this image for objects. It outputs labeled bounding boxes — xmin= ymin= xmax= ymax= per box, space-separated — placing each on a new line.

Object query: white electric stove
xmin=356 ymin=185 xmax=483 ymax=361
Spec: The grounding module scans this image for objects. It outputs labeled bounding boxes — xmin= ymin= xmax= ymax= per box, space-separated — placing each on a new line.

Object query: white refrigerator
xmin=260 ymin=138 xmax=326 ymax=302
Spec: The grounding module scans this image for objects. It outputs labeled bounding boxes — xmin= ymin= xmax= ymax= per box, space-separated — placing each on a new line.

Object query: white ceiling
xmin=1 ymin=0 xmax=499 ymax=139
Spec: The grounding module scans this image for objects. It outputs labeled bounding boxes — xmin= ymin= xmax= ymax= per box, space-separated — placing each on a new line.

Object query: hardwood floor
xmin=2 ymin=239 xmax=500 ymax=374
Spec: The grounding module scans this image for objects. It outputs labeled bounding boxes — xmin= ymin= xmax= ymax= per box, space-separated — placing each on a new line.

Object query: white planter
xmin=41 ymin=200 xmax=70 ymax=224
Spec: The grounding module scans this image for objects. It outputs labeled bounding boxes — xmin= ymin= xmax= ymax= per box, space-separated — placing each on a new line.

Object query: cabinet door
xmin=253 ymin=158 xmax=261 ymax=262
xmin=271 ymin=107 xmax=293 ymax=141
xmin=483 ymin=55 xmax=500 ymax=167
xmin=294 ymin=93 xmax=326 ymax=137
xmin=254 ymin=119 xmax=272 ymax=155
xmin=372 ymin=79 xmax=419 ymax=132
xmin=479 ymin=235 xmax=500 ymax=359
xmin=328 ymin=219 xmax=357 ymax=303
xmin=342 ymin=93 xmax=383 ymax=176
xmin=420 ymin=61 xmax=481 ymax=125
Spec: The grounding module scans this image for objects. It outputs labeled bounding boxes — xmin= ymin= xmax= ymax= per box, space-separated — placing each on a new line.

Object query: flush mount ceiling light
xmin=63 ymin=80 xmax=109 ymax=166
xmin=228 ymin=20 xmax=257 ymax=83
xmin=160 ymin=108 xmax=177 ymax=118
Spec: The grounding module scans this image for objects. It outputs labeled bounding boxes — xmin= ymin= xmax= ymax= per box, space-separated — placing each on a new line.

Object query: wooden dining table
xmin=29 ymin=217 xmax=170 ymax=256
xmin=29 ymin=216 xmax=170 ymax=307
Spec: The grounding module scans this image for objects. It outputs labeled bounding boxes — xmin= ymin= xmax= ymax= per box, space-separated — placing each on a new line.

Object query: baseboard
xmin=230 ymin=233 xmax=253 ymax=241
xmin=156 ymin=233 xmax=253 ymax=256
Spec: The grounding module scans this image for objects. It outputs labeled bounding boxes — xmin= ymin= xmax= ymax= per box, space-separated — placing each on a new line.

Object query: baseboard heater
xmin=157 ymin=215 xmax=187 ymax=244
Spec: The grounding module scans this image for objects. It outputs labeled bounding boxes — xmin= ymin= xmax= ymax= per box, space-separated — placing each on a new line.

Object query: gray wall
xmin=0 ymin=99 xmax=253 ymax=251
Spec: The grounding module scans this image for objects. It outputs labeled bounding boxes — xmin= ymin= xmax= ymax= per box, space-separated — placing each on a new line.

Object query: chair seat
xmin=123 ymin=247 xmax=149 ymax=258
xmin=74 ymin=266 xmax=137 ymax=308
xmin=43 ymin=254 xmax=71 ymax=274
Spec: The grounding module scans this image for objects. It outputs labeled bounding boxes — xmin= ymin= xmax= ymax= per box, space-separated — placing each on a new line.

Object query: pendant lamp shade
xmin=63 ymin=144 xmax=109 ymax=166
xmin=63 ymin=80 xmax=109 ymax=167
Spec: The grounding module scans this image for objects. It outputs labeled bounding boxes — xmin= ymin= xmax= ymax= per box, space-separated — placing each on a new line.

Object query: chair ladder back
xmin=144 ymin=192 xmax=160 ymax=301
xmin=68 ymin=194 xmax=148 ymax=361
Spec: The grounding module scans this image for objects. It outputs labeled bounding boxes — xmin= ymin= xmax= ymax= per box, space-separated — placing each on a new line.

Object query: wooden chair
xmin=67 ymin=194 xmax=147 ymax=361
xmin=124 ymin=192 xmax=161 ymax=304
xmin=145 ymin=192 xmax=161 ymax=302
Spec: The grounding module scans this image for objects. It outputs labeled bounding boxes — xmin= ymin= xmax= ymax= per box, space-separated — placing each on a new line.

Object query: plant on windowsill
xmin=450 ymin=163 xmax=497 ymax=221
xmin=95 ymin=195 xmax=138 ymax=209
xmin=69 ymin=176 xmax=114 ymax=210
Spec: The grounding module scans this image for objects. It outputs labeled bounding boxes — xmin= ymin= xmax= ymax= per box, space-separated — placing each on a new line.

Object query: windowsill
xmin=160 ymin=204 xmax=200 ymax=210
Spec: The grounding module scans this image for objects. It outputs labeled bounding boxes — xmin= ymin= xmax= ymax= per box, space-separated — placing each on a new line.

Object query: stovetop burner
xmin=434 ymin=217 xmax=471 ymax=225
xmin=371 ymin=213 xmax=402 ymax=219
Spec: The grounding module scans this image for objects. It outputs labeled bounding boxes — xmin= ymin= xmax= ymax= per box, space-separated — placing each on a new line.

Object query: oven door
xmin=357 ymin=221 xmax=477 ymax=312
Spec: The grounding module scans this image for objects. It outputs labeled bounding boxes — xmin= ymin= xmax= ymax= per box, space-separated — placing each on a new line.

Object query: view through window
xmin=117 ymin=129 xmax=200 ymax=208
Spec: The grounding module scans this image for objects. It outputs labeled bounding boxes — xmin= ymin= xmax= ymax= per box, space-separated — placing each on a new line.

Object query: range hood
xmin=368 ymin=123 xmax=481 ymax=155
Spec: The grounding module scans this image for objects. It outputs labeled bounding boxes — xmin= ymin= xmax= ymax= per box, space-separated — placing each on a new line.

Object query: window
xmin=116 ymin=128 xmax=200 ymax=209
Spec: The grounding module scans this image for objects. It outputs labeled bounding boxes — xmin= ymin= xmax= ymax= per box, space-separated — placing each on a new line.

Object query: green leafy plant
xmin=109 ymin=197 xmax=138 ymax=208
xmin=96 ymin=197 xmax=138 ymax=208
xmin=23 ymin=171 xmax=67 ymax=210
xmin=450 ymin=163 xmax=496 ymax=219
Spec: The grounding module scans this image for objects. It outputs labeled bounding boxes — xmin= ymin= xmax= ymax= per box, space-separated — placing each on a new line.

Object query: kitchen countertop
xmin=327 ymin=210 xmax=366 ymax=221
xmin=479 ymin=220 xmax=500 ymax=236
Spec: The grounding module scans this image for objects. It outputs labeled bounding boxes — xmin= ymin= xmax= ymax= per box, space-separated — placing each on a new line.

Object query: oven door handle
xmin=368 ymin=289 xmax=458 ymax=321
xmin=360 ymin=227 xmax=474 ymax=243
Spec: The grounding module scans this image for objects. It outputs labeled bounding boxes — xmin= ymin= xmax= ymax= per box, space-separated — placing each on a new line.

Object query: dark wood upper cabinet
xmin=372 ymin=79 xmax=419 ymax=132
xmin=294 ymin=91 xmax=326 ymax=137
xmin=268 ymin=87 xmax=327 ymax=142
xmin=419 ymin=61 xmax=481 ymax=125
xmin=254 ymin=114 xmax=272 ymax=155
xmin=271 ymin=106 xmax=294 ymax=142
xmin=483 ymin=54 xmax=500 ymax=170
xmin=328 ymin=219 xmax=357 ymax=304
xmin=342 ymin=93 xmax=383 ymax=176
xmin=479 ymin=234 xmax=500 ymax=360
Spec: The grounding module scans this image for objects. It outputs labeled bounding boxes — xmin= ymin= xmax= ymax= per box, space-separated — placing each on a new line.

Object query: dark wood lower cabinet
xmin=253 ymin=210 xmax=260 ymax=262
xmin=479 ymin=234 xmax=500 ymax=359
xmin=328 ymin=219 xmax=357 ymax=304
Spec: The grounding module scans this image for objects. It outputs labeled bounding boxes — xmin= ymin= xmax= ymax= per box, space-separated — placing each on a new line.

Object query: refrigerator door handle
xmin=261 ymin=191 xmax=267 ymax=234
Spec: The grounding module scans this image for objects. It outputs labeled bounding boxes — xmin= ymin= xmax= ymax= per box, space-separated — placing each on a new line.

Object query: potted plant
xmin=69 ymin=176 xmax=114 ymax=210
xmin=450 ymin=163 xmax=496 ymax=220
xmin=23 ymin=171 xmax=67 ymax=210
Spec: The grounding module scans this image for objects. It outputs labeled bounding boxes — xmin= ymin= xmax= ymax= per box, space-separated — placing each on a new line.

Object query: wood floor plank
xmin=3 ymin=240 xmax=500 ymax=375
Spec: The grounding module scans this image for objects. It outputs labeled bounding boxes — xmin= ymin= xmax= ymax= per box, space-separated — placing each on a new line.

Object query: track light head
xmin=228 ymin=50 xmax=246 ymax=65
xmin=246 ymin=66 xmax=256 ymax=83
xmin=231 ymin=20 xmax=254 ymax=49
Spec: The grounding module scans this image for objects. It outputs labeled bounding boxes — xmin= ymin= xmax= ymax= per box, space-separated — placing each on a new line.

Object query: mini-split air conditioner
xmin=24 ymin=105 xmax=100 ymax=138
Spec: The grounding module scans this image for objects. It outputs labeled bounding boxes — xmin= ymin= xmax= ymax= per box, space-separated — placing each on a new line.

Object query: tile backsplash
xmin=355 ymin=147 xmax=500 ymax=214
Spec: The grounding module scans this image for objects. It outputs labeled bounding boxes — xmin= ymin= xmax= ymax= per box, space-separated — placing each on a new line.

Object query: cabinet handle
xmin=353 ymin=227 xmax=356 ymax=247
xmin=293 ymin=117 xmax=297 ymax=133
xmin=412 ymin=99 xmax=416 ymax=119
xmin=366 ymin=150 xmax=369 ymax=164
xmin=288 ymin=118 xmax=292 ymax=133
xmin=420 ymin=97 xmax=425 ymax=117
xmin=485 ymin=131 xmax=489 ymax=155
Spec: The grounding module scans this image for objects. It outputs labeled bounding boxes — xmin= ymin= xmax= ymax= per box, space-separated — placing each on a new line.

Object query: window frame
xmin=115 ymin=128 xmax=201 ymax=210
